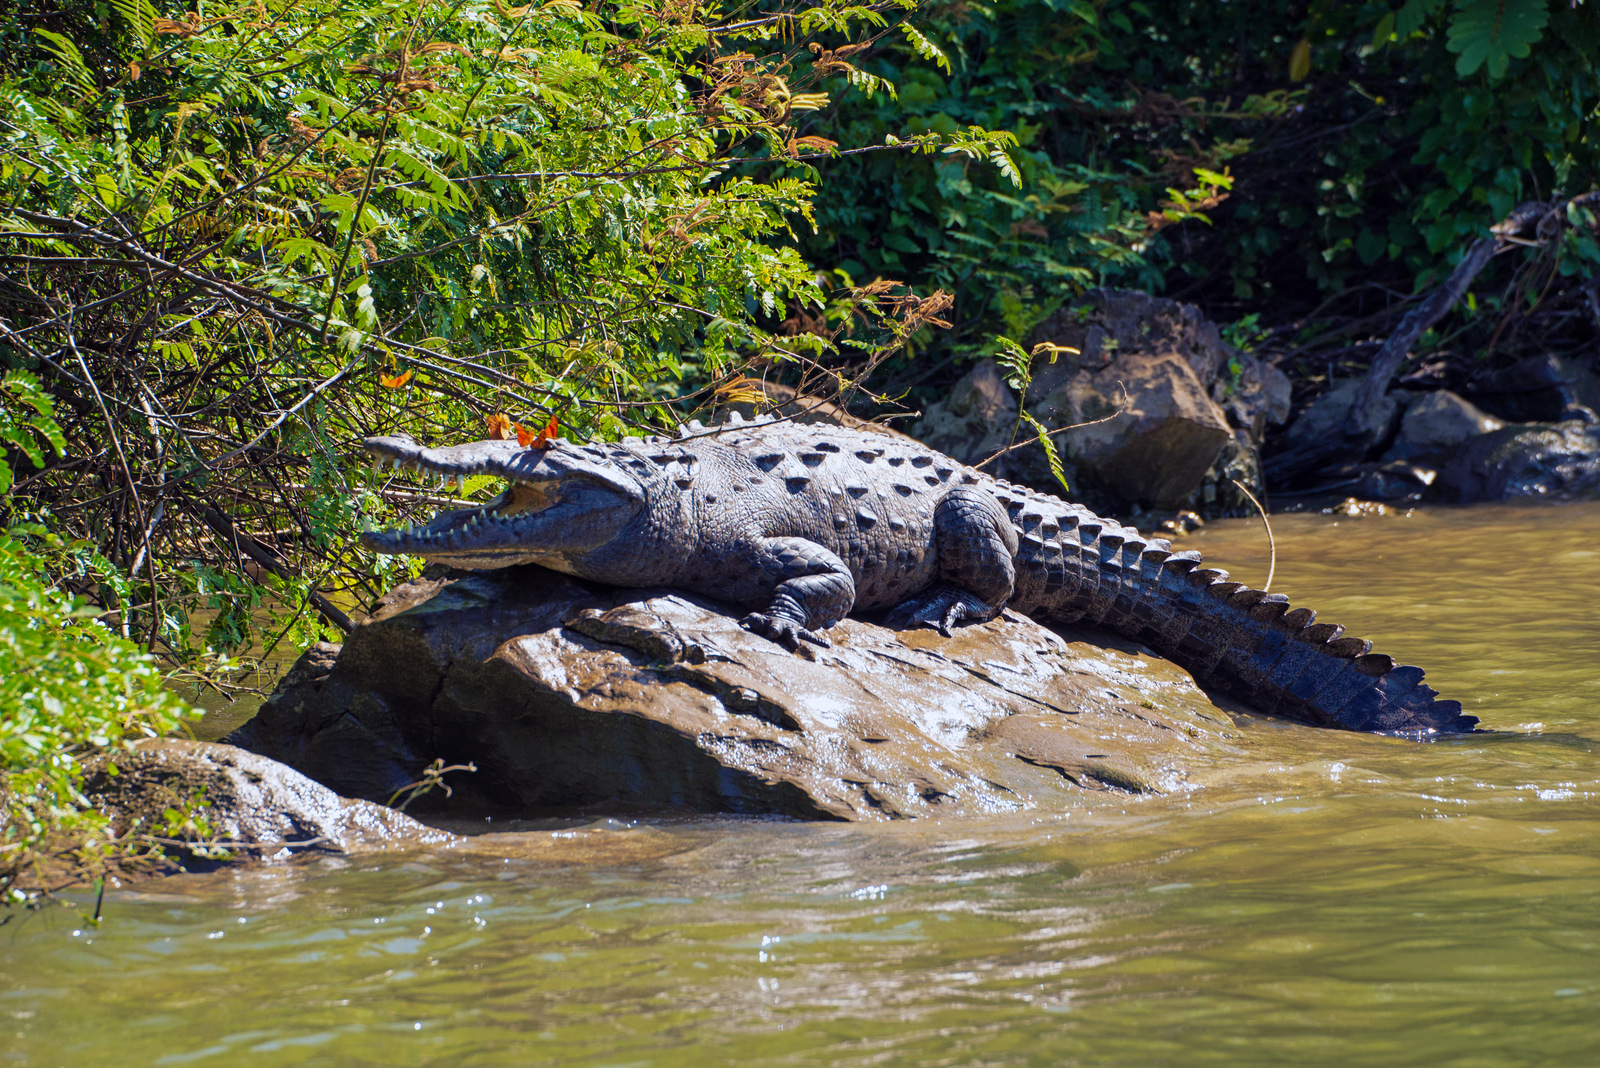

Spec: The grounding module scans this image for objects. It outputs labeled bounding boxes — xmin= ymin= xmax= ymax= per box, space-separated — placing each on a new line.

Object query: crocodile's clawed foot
xmin=739 ymin=612 xmax=832 ymax=652
xmin=886 ymin=586 xmax=1002 ymax=638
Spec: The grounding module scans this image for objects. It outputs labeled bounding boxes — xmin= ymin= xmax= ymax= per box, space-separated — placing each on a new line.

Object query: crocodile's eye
xmin=495 ymin=480 xmax=556 ymax=517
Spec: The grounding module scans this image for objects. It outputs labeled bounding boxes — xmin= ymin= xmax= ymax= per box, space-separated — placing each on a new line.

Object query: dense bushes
xmin=1 ymin=371 xmax=199 ymax=900
xmin=798 ymin=0 xmax=1598 ymax=358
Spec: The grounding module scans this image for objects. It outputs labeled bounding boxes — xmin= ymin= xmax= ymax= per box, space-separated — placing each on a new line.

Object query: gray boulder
xmin=1012 ymin=289 xmax=1290 ymax=512
xmin=229 ymin=567 xmax=1251 ymax=821
xmin=82 ymin=739 xmax=453 ymax=865
xmin=1382 ymin=390 xmax=1503 ymax=462
xmin=1030 ymin=347 xmax=1232 ymax=508
xmin=911 ymin=291 xmax=1291 ymax=515
xmin=1465 ymin=354 xmax=1600 ymax=424
xmin=910 ymin=359 xmax=1019 ymax=469
xmin=1285 ymin=380 xmax=1404 ymax=454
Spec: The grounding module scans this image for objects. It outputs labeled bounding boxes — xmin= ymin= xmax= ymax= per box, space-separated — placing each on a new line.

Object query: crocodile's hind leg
xmin=888 ymin=487 xmax=1019 ymax=636
xmin=737 ymin=537 xmax=856 ymax=651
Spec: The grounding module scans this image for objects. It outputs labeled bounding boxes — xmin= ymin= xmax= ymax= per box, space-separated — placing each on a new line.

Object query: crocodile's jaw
xmin=358 ymin=435 xmax=645 ymax=571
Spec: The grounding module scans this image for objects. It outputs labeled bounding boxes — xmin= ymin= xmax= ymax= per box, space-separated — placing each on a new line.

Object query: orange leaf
xmin=380 ymin=369 xmax=414 ymax=388
xmin=485 ymin=412 xmax=512 ymax=440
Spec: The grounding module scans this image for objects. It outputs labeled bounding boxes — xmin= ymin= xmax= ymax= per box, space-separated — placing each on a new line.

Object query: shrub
xmin=0 ymin=370 xmax=200 ymax=902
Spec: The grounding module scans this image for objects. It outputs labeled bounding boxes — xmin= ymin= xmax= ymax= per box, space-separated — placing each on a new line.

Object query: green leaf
xmin=1448 ymin=0 xmax=1550 ymax=78
xmin=899 ymin=23 xmax=952 ymax=74
xmin=992 ymin=335 xmax=1032 ymax=391
xmin=1288 ymin=37 xmax=1311 ymax=82
xmin=1370 ymin=10 xmax=1396 ymax=50
xmin=1019 ymin=410 xmax=1071 ymax=494
xmin=32 ymin=30 xmax=96 ymax=99
xmin=109 ymin=0 xmax=157 ymax=51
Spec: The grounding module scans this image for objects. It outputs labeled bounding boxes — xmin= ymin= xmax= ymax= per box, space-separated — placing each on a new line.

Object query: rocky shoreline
xmin=90 ymin=287 xmax=1597 ymax=873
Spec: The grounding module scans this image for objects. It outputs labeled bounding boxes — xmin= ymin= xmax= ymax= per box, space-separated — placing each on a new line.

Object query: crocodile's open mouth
xmin=360 ymin=452 xmax=563 ymax=553
xmin=356 ymin=434 xmax=642 ymax=564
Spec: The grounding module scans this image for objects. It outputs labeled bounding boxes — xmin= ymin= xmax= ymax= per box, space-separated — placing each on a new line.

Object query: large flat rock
xmin=229 ymin=568 xmax=1252 ymax=820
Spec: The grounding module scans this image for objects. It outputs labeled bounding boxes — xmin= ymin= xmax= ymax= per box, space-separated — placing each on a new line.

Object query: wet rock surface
xmin=229 ymin=567 xmax=1253 ymax=821
xmin=83 ymin=739 xmax=454 ymax=865
xmin=1435 ymin=418 xmax=1600 ymax=502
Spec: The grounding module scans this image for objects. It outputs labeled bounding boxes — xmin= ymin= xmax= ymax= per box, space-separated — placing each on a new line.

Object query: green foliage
xmin=1056 ymin=0 xmax=1598 ymax=305
xmin=798 ymin=0 xmax=1595 ymax=333
xmin=1 ymin=0 xmax=1013 ymax=665
xmin=1292 ymin=0 xmax=1593 ymax=289
xmin=1396 ymin=0 xmax=1551 ymax=79
xmin=0 ymin=371 xmax=65 ymax=494
xmin=0 ymin=532 xmax=201 ymax=902
xmin=796 ymin=0 xmax=1295 ymax=359
xmin=1 ymin=371 xmax=201 ymax=899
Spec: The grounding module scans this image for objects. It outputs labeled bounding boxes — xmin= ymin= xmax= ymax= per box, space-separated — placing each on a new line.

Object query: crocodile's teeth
xmin=456 ymin=475 xmax=466 ymax=492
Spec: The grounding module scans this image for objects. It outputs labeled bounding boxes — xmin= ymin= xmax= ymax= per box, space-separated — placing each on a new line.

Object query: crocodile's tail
xmin=1021 ymin=511 xmax=1476 ymax=735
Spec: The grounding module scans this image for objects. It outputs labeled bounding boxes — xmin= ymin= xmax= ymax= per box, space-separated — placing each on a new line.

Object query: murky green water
xmin=5 ymin=502 xmax=1598 ymax=1067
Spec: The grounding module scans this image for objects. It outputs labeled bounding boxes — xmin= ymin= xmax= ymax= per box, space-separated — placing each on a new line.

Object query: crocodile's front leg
xmin=736 ymin=537 xmax=856 ymax=651
xmin=888 ymin=487 xmax=1018 ymax=636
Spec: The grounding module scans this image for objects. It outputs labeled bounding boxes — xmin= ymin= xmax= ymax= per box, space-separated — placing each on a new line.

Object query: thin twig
xmin=1229 ymin=478 xmax=1275 ymax=593
xmin=972 ymin=384 xmax=1132 ymax=470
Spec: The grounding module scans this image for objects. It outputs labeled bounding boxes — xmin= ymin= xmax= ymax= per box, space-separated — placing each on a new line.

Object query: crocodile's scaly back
xmin=362 ymin=415 xmax=1476 ymax=736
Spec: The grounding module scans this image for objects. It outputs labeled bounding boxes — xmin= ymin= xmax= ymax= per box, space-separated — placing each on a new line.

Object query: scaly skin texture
xmin=360 ymin=414 xmax=1476 ymax=735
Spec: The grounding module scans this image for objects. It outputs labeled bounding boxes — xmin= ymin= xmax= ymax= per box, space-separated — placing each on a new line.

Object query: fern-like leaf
xmin=1020 ymin=410 xmax=1071 ymax=494
xmin=899 ymin=23 xmax=951 ymax=74
xmin=32 ymin=30 xmax=96 ymax=99
xmin=1447 ymin=0 xmax=1549 ymax=78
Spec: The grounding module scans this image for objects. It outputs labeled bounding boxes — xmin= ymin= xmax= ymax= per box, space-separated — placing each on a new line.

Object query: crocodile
xmin=359 ymin=414 xmax=1476 ymax=735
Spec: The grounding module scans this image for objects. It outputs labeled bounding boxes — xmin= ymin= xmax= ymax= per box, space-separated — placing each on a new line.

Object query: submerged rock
xmin=83 ymin=739 xmax=453 ymax=866
xmin=1435 ymin=419 xmax=1600 ymax=502
xmin=229 ymin=568 xmax=1253 ymax=821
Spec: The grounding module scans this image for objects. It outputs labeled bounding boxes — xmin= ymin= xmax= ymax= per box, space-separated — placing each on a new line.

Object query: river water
xmin=4 ymin=501 xmax=1598 ymax=1066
